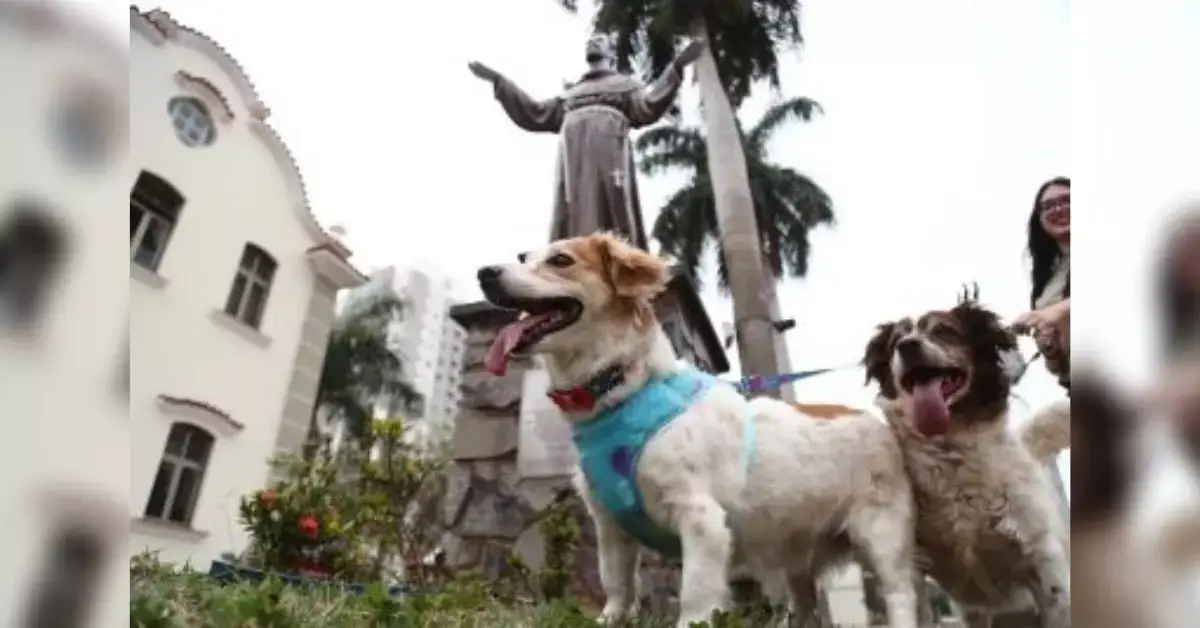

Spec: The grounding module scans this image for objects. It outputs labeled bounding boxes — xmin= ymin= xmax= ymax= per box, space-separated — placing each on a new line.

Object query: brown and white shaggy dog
xmin=861 ymin=297 xmax=1070 ymax=628
xmin=478 ymin=233 xmax=919 ymax=627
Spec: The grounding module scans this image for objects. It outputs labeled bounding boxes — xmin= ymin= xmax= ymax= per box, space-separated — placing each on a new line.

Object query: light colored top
xmin=1035 ymin=252 xmax=1070 ymax=311
xmin=1035 ymin=252 xmax=1070 ymax=385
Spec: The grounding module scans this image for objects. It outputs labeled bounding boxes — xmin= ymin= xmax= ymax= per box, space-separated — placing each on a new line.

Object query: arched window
xmin=223 ymin=244 xmax=277 ymax=329
xmin=143 ymin=423 xmax=213 ymax=526
xmin=130 ymin=170 xmax=185 ymax=271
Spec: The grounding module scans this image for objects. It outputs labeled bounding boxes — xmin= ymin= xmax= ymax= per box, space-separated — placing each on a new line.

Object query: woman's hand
xmin=1013 ymin=299 xmax=1070 ymax=337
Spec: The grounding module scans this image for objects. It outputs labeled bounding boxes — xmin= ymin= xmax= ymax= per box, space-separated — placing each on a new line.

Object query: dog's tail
xmin=1020 ymin=398 xmax=1071 ymax=459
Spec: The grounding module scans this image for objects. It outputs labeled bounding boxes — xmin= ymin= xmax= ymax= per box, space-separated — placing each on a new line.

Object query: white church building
xmin=127 ymin=6 xmax=366 ymax=568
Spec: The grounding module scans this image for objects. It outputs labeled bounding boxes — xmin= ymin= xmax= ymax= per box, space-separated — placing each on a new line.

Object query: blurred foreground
xmin=1072 ymin=206 xmax=1200 ymax=628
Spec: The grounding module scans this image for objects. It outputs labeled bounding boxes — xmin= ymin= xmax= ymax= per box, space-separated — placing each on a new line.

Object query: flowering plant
xmin=237 ymin=454 xmax=366 ymax=579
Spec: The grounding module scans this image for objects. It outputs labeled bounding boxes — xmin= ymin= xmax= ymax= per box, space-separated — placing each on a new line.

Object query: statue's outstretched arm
xmin=469 ymin=61 xmax=563 ymax=133
xmin=627 ymin=38 xmax=706 ymax=128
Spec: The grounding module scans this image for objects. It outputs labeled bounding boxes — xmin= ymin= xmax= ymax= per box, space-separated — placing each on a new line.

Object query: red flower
xmin=297 ymin=515 xmax=319 ymax=539
xmin=258 ymin=489 xmax=277 ymax=509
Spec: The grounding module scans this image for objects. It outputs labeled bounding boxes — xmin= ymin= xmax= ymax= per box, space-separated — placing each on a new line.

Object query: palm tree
xmin=308 ymin=295 xmax=420 ymax=454
xmin=557 ymin=0 xmax=806 ymax=392
xmin=638 ymin=96 xmax=832 ymax=291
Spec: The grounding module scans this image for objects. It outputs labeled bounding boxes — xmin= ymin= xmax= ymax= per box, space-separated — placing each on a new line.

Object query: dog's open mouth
xmin=485 ymin=296 xmax=582 ymax=375
xmin=900 ymin=365 xmax=967 ymax=437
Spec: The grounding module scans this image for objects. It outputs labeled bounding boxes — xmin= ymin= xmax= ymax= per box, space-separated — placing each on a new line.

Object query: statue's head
xmin=585 ymin=33 xmax=615 ymax=68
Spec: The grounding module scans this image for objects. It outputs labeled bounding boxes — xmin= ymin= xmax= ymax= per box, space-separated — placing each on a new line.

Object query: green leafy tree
xmin=638 ymin=96 xmax=832 ymax=291
xmin=310 ymin=295 xmax=420 ymax=450
xmin=344 ymin=417 xmax=447 ymax=584
xmin=559 ymin=0 xmax=807 ymax=388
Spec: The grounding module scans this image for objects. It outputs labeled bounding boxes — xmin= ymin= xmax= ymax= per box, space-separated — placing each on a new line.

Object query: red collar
xmin=546 ymin=364 xmax=626 ymax=413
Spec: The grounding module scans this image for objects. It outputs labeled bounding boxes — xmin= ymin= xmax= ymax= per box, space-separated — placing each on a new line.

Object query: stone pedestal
xmin=652 ymin=273 xmax=730 ymax=375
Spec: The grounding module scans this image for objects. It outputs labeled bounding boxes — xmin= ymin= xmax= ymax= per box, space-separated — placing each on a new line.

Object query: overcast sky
xmin=106 ymin=0 xmax=1199 ymax=493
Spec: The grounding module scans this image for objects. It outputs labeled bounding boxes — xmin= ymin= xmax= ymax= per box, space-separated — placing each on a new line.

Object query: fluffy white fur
xmin=478 ymin=234 xmax=920 ymax=628
xmin=1020 ymin=398 xmax=1071 ymax=460
xmin=870 ymin=311 xmax=1071 ymax=628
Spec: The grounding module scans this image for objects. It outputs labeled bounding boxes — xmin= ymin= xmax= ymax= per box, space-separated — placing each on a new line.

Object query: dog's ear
xmin=862 ymin=322 xmax=899 ymax=397
xmin=597 ymin=233 xmax=669 ymax=299
xmin=952 ymin=301 xmax=1018 ymax=406
xmin=952 ymin=301 xmax=1017 ymax=355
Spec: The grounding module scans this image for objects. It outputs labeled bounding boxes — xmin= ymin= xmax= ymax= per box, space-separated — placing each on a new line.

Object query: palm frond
xmin=314 ymin=294 xmax=415 ymax=442
xmin=338 ymin=294 xmax=404 ymax=331
xmin=777 ymin=217 xmax=814 ymax=278
xmin=770 ymin=167 xmax=835 ymax=229
xmin=747 ymin=96 xmax=823 ymax=153
xmin=572 ymin=0 xmax=805 ymax=108
xmin=651 ymin=177 xmax=716 ymax=287
xmin=635 ymin=126 xmax=707 ymax=176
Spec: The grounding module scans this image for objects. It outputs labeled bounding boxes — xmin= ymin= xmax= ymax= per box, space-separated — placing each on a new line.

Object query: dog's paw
xmin=1038 ymin=586 xmax=1070 ymax=628
xmin=1042 ymin=604 xmax=1070 ymax=628
xmin=598 ymin=601 xmax=632 ymax=625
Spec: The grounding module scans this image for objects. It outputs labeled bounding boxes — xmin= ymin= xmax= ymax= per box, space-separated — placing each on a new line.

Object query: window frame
xmin=129 ymin=171 xmax=184 ymax=272
xmin=223 ymin=244 xmax=277 ymax=329
xmin=143 ymin=423 xmax=213 ymax=527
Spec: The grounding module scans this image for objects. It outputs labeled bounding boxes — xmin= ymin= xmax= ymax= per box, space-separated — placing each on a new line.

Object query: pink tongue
xmin=485 ymin=313 xmax=553 ymax=376
xmin=910 ymin=378 xmax=950 ymax=436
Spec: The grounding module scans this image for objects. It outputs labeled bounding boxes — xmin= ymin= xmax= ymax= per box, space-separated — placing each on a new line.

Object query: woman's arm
xmin=1049 ymin=297 xmax=1070 ymax=326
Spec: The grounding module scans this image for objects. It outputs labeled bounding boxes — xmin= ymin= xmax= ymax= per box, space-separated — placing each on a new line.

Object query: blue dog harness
xmin=570 ymin=368 xmax=757 ymax=558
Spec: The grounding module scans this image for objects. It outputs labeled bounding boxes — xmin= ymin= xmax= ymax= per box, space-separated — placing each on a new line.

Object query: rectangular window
xmin=129 ymin=172 xmax=184 ymax=272
xmin=223 ymin=244 xmax=277 ymax=329
xmin=144 ymin=424 xmax=213 ymax=526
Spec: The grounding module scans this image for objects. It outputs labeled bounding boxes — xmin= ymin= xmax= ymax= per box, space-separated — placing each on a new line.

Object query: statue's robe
xmin=490 ymin=66 xmax=683 ymax=250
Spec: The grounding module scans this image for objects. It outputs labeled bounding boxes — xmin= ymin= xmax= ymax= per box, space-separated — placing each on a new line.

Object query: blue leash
xmin=731 ymin=364 xmax=860 ymax=394
xmin=731 ymin=353 xmax=1041 ymax=396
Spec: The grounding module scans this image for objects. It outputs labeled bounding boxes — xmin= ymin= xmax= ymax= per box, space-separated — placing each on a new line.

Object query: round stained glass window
xmin=167 ymin=96 xmax=216 ymax=147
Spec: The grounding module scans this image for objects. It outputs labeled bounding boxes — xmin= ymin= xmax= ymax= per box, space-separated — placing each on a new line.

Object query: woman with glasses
xmin=1013 ymin=176 xmax=1071 ymax=389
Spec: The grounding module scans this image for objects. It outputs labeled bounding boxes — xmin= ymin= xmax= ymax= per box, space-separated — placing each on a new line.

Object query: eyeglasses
xmin=1040 ymin=195 xmax=1069 ymax=213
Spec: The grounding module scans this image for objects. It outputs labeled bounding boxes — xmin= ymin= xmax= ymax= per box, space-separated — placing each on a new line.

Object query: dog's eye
xmin=545 ymin=253 xmax=574 ymax=268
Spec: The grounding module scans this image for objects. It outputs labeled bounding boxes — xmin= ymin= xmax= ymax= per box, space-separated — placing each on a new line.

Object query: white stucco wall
xmin=128 ymin=19 xmax=321 ymax=568
xmin=0 ymin=9 xmax=130 ymax=628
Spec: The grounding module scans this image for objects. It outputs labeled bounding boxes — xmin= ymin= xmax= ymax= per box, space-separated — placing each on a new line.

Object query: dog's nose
xmin=896 ymin=337 xmax=923 ymax=360
xmin=477 ymin=266 xmax=501 ymax=283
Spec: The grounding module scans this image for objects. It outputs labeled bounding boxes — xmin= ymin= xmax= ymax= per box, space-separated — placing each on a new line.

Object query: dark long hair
xmin=1027 ymin=177 xmax=1070 ymax=308
xmin=1159 ymin=214 xmax=1200 ymax=357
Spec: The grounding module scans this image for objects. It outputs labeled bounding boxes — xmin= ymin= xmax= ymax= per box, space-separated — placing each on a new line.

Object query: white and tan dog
xmin=477 ymin=233 xmax=919 ymax=628
xmin=862 ymin=297 xmax=1070 ymax=628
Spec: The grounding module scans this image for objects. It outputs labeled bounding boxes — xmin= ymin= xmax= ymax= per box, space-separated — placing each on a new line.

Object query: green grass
xmin=130 ymin=559 xmax=677 ymax=627
xmin=129 ymin=554 xmax=786 ymax=627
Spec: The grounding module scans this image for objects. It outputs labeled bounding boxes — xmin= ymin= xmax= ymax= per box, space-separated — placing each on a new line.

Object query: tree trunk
xmin=761 ymin=261 xmax=796 ymax=402
xmin=692 ymin=16 xmax=826 ymax=623
xmin=690 ymin=19 xmax=781 ymax=399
